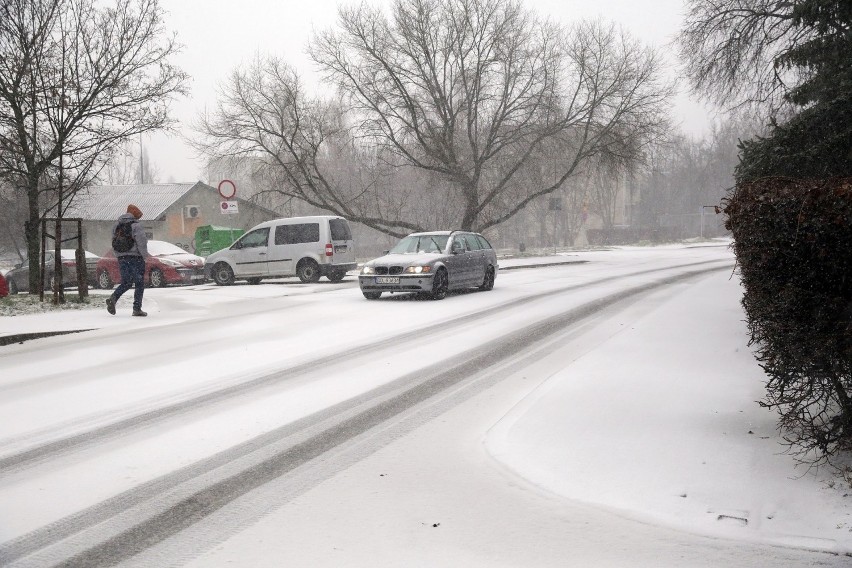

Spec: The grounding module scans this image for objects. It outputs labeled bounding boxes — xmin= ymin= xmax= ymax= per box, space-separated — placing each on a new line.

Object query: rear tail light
xmin=325 ymin=243 xmax=334 ymax=257
xmin=62 ymin=260 xmax=75 ymax=267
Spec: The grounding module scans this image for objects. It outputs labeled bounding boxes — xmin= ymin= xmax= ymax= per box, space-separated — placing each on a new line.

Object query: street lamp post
xmin=700 ymin=205 xmax=721 ymax=239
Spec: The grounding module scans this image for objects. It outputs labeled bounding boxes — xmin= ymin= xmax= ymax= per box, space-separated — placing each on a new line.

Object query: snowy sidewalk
xmin=487 ymin=270 xmax=852 ymax=556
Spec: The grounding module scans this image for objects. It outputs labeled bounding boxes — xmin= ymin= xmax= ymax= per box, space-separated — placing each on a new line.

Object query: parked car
xmin=205 ymin=216 xmax=357 ymax=285
xmin=0 ymin=272 xmax=7 ymax=298
xmin=358 ymin=231 xmax=498 ymax=300
xmin=5 ymin=249 xmax=100 ymax=294
xmin=96 ymin=240 xmax=205 ymax=289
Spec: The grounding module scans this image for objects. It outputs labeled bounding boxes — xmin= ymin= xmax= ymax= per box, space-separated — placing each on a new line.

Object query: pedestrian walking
xmin=106 ymin=204 xmax=150 ymax=316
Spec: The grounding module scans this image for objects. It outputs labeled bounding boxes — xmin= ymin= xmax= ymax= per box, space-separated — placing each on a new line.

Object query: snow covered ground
xmin=0 ymin=242 xmax=850 ymax=566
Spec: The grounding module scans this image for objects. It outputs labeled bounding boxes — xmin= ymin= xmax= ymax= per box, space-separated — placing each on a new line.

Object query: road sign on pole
xmin=220 ymin=201 xmax=239 ymax=214
xmin=218 ymin=179 xmax=237 ymax=200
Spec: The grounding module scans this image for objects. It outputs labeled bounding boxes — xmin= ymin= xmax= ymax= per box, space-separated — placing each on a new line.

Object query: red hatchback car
xmin=96 ymin=240 xmax=205 ymax=289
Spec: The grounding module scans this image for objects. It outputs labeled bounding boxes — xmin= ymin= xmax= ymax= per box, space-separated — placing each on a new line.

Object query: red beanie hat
xmin=127 ymin=204 xmax=142 ymax=219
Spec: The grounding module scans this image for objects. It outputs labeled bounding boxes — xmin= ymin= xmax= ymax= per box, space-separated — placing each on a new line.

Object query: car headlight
xmin=361 ymin=266 xmax=375 ymax=274
xmin=160 ymin=258 xmax=182 ymax=267
xmin=404 ymin=265 xmax=432 ymax=274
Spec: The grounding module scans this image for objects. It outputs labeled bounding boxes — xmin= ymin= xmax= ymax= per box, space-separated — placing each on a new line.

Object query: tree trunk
xmin=26 ymin=174 xmax=41 ymax=295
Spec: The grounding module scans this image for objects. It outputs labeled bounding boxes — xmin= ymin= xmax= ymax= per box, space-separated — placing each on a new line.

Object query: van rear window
xmin=329 ymin=218 xmax=352 ymax=241
xmin=275 ymin=223 xmax=320 ymax=245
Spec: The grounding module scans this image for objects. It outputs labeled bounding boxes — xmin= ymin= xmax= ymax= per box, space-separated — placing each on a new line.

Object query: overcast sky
xmin=149 ymin=0 xmax=714 ymax=185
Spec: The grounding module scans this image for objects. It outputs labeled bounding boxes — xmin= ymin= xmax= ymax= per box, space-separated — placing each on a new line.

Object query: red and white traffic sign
xmin=220 ymin=201 xmax=239 ymax=214
xmin=218 ymin=179 xmax=237 ymax=200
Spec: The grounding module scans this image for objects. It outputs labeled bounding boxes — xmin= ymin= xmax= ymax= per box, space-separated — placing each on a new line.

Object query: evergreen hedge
xmin=723 ymin=177 xmax=852 ymax=464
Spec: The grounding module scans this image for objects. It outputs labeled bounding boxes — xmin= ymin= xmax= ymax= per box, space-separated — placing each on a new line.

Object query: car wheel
xmin=479 ymin=266 xmax=496 ymax=291
xmin=247 ymin=277 xmax=262 ymax=285
xmin=8 ymin=279 xmax=18 ymax=295
xmin=297 ymin=259 xmax=321 ymax=283
xmin=97 ymin=270 xmax=113 ymax=290
xmin=327 ymin=270 xmax=346 ymax=283
xmin=213 ymin=262 xmax=235 ymax=286
xmin=362 ymin=291 xmax=382 ymax=300
xmin=150 ymin=268 xmax=166 ymax=288
xmin=430 ymin=268 xmax=448 ymax=300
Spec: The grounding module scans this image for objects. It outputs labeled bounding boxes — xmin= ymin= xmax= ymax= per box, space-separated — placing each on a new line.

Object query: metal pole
xmin=76 ymin=219 xmax=87 ymax=298
xmin=54 ymin=149 xmax=64 ymax=304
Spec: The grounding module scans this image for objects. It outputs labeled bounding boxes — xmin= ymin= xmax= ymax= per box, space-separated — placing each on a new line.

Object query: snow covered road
xmin=1 ymin=243 xmax=849 ymax=566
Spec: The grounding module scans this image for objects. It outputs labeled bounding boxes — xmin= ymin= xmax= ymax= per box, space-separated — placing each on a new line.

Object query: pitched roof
xmin=65 ymin=182 xmax=204 ymax=221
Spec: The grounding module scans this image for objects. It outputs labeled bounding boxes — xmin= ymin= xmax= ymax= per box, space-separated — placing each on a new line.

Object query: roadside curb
xmin=498 ymin=259 xmax=588 ymax=271
xmin=0 ymin=329 xmax=93 ymax=347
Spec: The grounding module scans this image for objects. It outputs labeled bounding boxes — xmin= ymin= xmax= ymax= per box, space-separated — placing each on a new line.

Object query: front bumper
xmin=176 ymin=267 xmax=206 ymax=284
xmin=358 ymin=273 xmax=434 ymax=293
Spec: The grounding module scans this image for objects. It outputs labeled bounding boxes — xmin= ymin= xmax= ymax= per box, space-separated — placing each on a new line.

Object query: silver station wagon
xmin=359 ymin=231 xmax=498 ymax=300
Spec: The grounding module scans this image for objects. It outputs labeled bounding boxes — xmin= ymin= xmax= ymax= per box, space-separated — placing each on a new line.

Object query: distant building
xmin=65 ymin=182 xmax=277 ymax=255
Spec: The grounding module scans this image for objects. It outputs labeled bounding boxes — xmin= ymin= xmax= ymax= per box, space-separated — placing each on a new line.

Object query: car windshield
xmin=147 ymin=241 xmax=188 ymax=256
xmin=389 ymin=234 xmax=449 ymax=254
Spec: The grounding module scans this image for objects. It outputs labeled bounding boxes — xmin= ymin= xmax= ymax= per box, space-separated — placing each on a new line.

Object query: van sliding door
xmin=268 ymin=223 xmax=320 ymax=277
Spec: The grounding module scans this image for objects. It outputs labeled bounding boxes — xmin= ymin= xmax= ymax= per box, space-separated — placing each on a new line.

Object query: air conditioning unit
xmin=184 ymin=205 xmax=200 ymax=219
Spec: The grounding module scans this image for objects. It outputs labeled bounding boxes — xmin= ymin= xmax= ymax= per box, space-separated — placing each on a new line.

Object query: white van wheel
xmin=213 ymin=262 xmax=235 ymax=286
xmin=327 ymin=270 xmax=346 ymax=283
xmin=297 ymin=259 xmax=320 ymax=283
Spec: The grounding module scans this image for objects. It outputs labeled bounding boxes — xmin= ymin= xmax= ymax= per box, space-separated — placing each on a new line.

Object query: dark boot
xmin=106 ymin=296 xmax=116 ymax=315
xmin=132 ymin=308 xmax=147 ymax=317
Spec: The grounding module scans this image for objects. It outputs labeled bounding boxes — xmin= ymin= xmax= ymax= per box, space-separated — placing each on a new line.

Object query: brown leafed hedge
xmin=723 ymin=177 xmax=852 ymax=464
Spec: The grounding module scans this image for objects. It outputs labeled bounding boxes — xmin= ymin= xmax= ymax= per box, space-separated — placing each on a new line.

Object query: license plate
xmin=376 ymin=277 xmax=399 ymax=284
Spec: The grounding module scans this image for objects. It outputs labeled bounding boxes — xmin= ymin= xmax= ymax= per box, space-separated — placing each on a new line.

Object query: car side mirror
xmin=451 ymin=242 xmax=464 ymax=254
xmin=382 ymin=250 xmax=390 ymax=255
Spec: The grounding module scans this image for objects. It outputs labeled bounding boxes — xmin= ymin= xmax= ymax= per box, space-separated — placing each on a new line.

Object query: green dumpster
xmin=195 ymin=225 xmax=244 ymax=257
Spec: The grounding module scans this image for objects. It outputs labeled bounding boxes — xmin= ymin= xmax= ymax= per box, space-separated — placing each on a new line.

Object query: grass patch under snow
xmin=0 ymin=293 xmax=102 ymax=317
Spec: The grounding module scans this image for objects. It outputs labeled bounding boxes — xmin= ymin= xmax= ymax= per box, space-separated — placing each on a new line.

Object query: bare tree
xmin=586 ymin=159 xmax=623 ymax=231
xmin=102 ymin=140 xmax=160 ymax=185
xmin=195 ymin=0 xmax=672 ymax=238
xmin=310 ymin=0 xmax=672 ymax=233
xmin=677 ymin=0 xmax=805 ymax=116
xmin=0 ymin=177 xmax=28 ymax=262
xmin=193 ymin=55 xmax=428 ymax=237
xmin=0 ymin=0 xmax=187 ymax=294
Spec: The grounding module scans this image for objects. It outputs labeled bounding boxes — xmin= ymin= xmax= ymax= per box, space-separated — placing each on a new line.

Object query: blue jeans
xmin=112 ymin=255 xmax=145 ymax=310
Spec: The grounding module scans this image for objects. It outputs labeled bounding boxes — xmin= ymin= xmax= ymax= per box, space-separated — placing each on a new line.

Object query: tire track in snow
xmin=0 ymin=260 xmax=731 ymax=476
xmin=0 ymin=264 xmax=732 ymax=567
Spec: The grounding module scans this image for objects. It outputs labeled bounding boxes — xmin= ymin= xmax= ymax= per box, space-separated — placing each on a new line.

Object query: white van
xmin=204 ymin=216 xmax=357 ymax=285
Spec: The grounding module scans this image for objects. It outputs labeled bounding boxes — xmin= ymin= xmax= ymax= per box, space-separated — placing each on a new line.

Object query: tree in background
xmin=678 ymin=0 xmax=851 ymax=180
xmin=196 ymin=0 xmax=672 ymax=238
xmin=102 ymin=141 xmax=160 ymax=186
xmin=0 ymin=178 xmax=28 ymax=263
xmin=0 ymin=0 xmax=187 ymax=294
xmin=312 ymin=0 xmax=672 ymax=233
xmin=633 ymin=118 xmax=758 ymax=238
xmin=193 ymin=56 xmax=425 ymax=237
